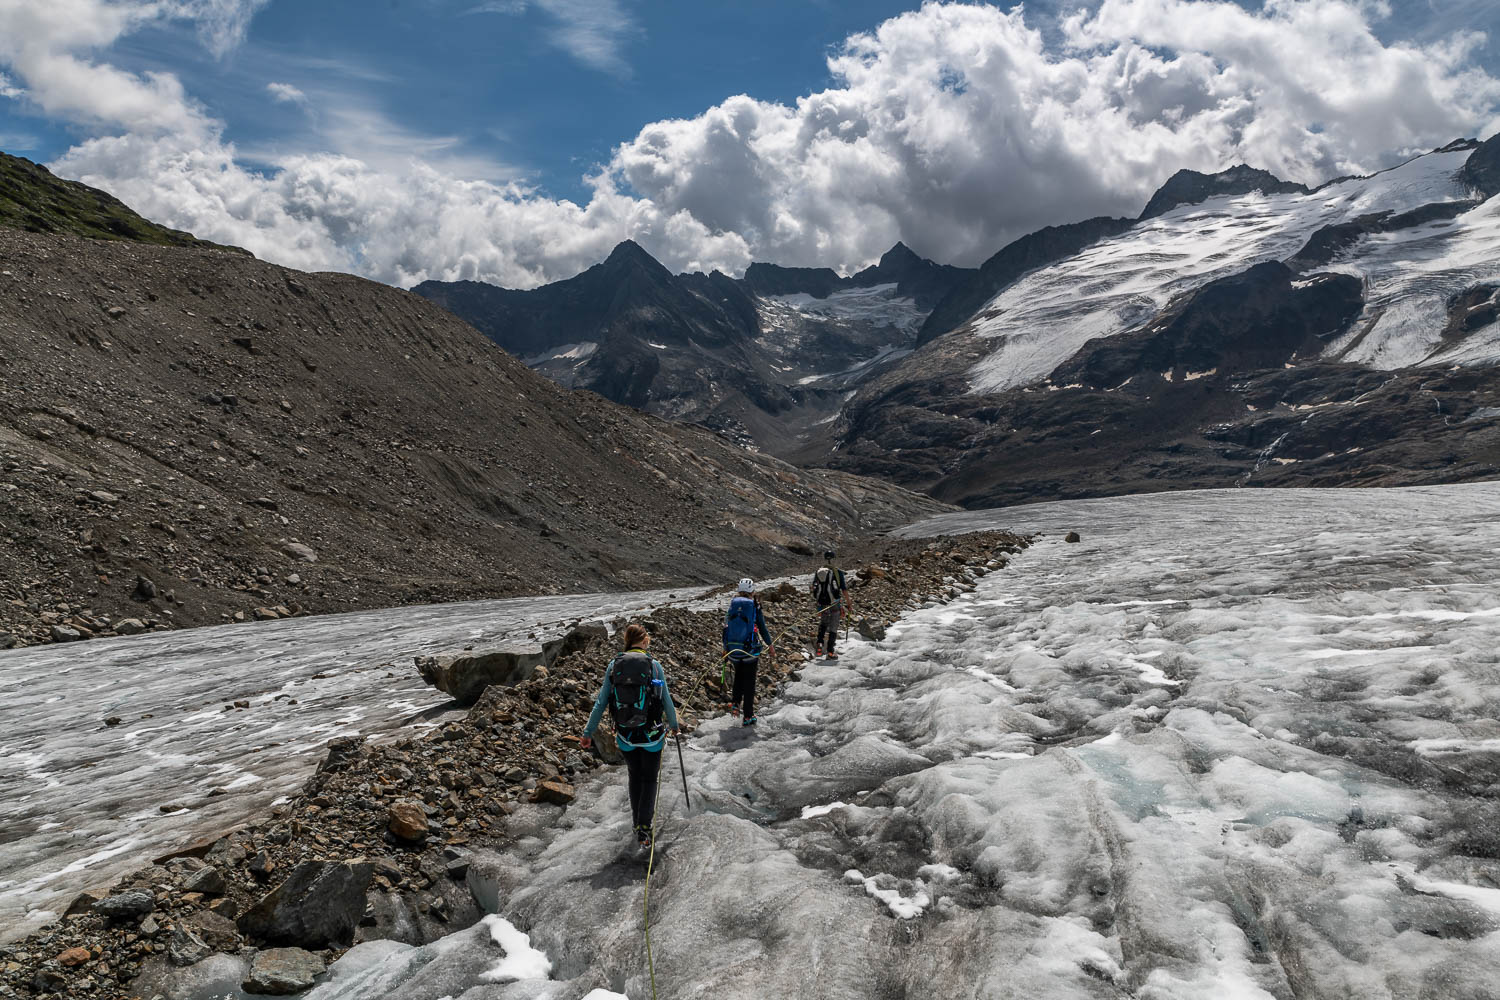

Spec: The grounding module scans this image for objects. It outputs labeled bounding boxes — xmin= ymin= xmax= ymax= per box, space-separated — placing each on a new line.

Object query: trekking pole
xmin=673 ymin=732 xmax=690 ymax=808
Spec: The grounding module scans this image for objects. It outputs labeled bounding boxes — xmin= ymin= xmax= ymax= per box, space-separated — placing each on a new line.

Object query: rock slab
xmin=237 ymin=860 xmax=373 ymax=948
xmin=243 ymin=947 xmax=326 ymax=995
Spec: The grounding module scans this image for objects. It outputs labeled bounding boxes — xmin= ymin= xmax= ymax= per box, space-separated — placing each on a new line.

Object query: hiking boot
xmin=730 ymin=705 xmax=741 ymax=718
xmin=825 ymin=651 xmax=839 ymax=660
xmin=814 ymin=643 xmax=824 ymax=657
xmin=743 ymin=716 xmax=757 ymax=727
xmin=636 ymin=825 xmax=652 ymax=848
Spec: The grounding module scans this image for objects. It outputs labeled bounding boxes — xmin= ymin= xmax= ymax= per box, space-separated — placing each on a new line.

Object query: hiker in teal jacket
xmin=580 ymin=622 xmax=679 ymax=848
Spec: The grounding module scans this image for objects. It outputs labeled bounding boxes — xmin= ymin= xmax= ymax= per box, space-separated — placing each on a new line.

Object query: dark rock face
xmin=92 ymin=890 xmax=155 ymax=921
xmin=742 ymin=262 xmax=842 ymax=298
xmin=1445 ymin=285 xmax=1500 ymax=340
xmin=236 ymin=860 xmax=374 ymax=948
xmin=1461 ymin=134 xmax=1500 ymax=200
xmin=1053 ymin=262 xmax=1365 ymax=389
xmin=416 ymin=239 xmax=973 ymax=455
xmin=917 ymin=217 xmax=1134 ymax=346
xmin=1288 ymin=202 xmax=1473 ymax=270
xmin=845 ymin=242 xmax=974 ymax=310
xmin=1139 ymin=164 xmax=1309 ymax=220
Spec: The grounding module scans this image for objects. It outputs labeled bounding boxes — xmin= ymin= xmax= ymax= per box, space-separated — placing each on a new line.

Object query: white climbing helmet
xmin=737 ymin=577 xmax=755 ymax=594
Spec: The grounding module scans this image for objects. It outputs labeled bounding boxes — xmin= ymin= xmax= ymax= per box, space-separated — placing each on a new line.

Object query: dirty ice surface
xmin=0 ymin=587 xmax=689 ymax=942
xmin=306 ymin=483 xmax=1500 ymax=999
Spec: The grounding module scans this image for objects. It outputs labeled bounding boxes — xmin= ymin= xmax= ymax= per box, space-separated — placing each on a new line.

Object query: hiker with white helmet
xmin=722 ymin=577 xmax=773 ymax=727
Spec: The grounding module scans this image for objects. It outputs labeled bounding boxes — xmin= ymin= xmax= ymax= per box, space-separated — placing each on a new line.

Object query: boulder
xmin=184 ymin=909 xmax=242 ymax=951
xmin=387 ymin=801 xmax=429 ymax=842
xmin=167 ymin=927 xmax=213 ymax=967
xmin=49 ymin=625 xmax=84 ymax=643
xmin=182 ymin=866 xmax=227 ymax=895
xmin=92 ymin=889 xmax=155 ymax=921
xmin=65 ymin=889 xmax=105 ymax=916
xmin=237 ymin=860 xmax=373 ymax=948
xmin=244 ymin=947 xmax=326 ymax=995
xmin=533 ymin=779 xmax=576 ymax=805
xmin=114 ymin=618 xmax=146 ymax=636
xmin=281 ymin=542 xmax=317 ymax=563
xmin=414 ymin=640 xmax=552 ymax=705
xmin=133 ymin=574 xmax=158 ymax=601
xmin=1065 ymin=531 xmax=1081 ymax=543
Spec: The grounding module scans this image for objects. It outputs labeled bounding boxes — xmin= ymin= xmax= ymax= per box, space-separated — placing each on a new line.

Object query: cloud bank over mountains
xmin=1 ymin=0 xmax=1497 ymax=288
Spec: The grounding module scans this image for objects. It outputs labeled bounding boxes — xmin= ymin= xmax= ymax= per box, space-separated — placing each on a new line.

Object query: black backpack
xmin=813 ymin=567 xmax=843 ymax=607
xmin=608 ymin=651 xmax=665 ymax=744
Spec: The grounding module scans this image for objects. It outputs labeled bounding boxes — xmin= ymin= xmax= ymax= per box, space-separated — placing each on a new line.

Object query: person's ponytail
xmin=622 ymin=623 xmax=649 ymax=649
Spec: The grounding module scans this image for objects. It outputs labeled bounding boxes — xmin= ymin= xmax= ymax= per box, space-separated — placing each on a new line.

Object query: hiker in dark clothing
xmin=812 ymin=550 xmax=850 ymax=660
xmin=723 ymin=577 xmax=773 ymax=726
xmin=580 ymin=623 xmax=679 ymax=848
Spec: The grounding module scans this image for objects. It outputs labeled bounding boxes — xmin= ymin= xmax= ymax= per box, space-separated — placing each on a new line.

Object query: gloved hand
xmin=579 ymin=735 xmax=593 ymax=750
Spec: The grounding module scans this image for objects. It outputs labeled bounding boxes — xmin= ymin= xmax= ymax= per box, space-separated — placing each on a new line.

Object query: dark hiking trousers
xmin=817 ymin=605 xmax=842 ymax=654
xmin=732 ymin=655 xmax=758 ymax=719
xmin=623 ymin=746 xmax=663 ymax=831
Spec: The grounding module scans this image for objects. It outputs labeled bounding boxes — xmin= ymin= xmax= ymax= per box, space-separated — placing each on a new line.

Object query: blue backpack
xmin=723 ymin=597 xmax=759 ymax=657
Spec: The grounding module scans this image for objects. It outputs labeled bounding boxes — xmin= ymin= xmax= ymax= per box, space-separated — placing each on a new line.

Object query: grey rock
xmin=237 ymin=859 xmax=374 ymax=948
xmin=183 ymin=909 xmax=241 ymax=951
xmin=114 ymin=618 xmax=147 ymax=635
xmin=0 ymin=632 xmax=15 ymax=649
xmin=89 ymin=489 xmax=119 ymax=504
xmin=133 ymin=575 xmax=158 ymax=601
xmin=281 ymin=541 xmax=316 ymax=563
xmin=182 ymin=866 xmax=226 ymax=895
xmin=243 ymin=947 xmax=326 ymax=995
xmin=414 ymin=640 xmax=552 ymax=705
xmin=50 ymin=625 xmax=84 ymax=643
xmin=92 ymin=889 xmax=155 ymax=920
xmin=167 ymin=927 xmax=213 ymax=967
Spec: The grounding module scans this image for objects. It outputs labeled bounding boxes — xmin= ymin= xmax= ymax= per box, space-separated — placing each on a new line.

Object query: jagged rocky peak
xmin=1139 ymin=163 xmax=1310 ymax=220
xmin=740 ymin=261 xmax=843 ymax=299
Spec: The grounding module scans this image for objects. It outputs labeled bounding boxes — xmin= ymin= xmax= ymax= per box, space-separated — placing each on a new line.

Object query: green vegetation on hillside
xmin=0 ymin=150 xmax=249 ymax=254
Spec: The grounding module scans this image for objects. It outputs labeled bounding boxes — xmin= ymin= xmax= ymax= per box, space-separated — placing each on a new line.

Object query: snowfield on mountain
xmin=288 ymin=483 xmax=1500 ymax=999
xmin=968 ymin=146 xmax=1486 ymax=392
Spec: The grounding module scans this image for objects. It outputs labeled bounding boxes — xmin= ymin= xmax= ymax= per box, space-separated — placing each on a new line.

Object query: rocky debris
xmin=387 ymin=801 xmax=430 ymax=842
xmin=0 ymin=531 xmax=1025 ymax=998
xmin=167 ymin=926 xmax=213 ymax=967
xmin=1065 ymin=532 xmax=1081 ymax=543
xmin=280 ymin=541 xmax=317 ymax=563
xmin=0 ymin=227 xmax=945 ymax=651
xmin=237 ymin=860 xmax=374 ymax=948
xmin=243 ymin=947 xmax=326 ymax=995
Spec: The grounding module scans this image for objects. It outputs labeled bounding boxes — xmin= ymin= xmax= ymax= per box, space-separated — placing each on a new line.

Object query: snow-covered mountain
xmin=414 ymin=243 xmax=972 ymax=454
xmin=833 ymin=136 xmax=1500 ymax=507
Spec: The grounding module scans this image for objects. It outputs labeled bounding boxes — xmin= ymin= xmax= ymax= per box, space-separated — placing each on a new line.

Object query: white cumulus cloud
xmin=266 ymin=81 xmax=308 ymax=105
xmin=4 ymin=0 xmax=1500 ymax=290
xmin=468 ymin=0 xmax=637 ymax=77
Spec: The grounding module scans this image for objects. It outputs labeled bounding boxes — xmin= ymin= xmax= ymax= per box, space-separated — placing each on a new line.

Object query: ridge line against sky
xmin=0 ymin=0 xmax=1497 ymax=290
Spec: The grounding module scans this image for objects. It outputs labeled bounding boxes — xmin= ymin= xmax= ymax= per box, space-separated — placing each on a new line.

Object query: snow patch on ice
xmin=480 ymin=913 xmax=553 ymax=982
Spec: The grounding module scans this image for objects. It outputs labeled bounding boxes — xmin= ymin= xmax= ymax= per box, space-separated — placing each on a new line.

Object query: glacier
xmin=968 ymin=148 xmax=1486 ymax=392
xmin=0 ymin=588 xmax=687 ymax=943
xmin=298 ymin=482 xmax=1500 ymax=999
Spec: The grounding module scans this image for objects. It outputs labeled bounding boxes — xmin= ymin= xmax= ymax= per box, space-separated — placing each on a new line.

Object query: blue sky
xmin=1 ymin=1 xmax=1497 ymax=286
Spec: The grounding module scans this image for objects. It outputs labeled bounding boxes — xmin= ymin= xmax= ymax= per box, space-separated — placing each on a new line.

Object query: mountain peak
xmin=605 ymin=239 xmax=659 ymax=266
xmin=878 ymin=241 xmax=922 ymax=268
xmin=1140 ymin=164 xmax=1308 ymax=220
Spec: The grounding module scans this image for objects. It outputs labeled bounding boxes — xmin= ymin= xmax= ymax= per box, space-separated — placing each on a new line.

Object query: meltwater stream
xmin=306 ymin=484 xmax=1500 ymax=999
xmin=0 ymin=587 xmax=692 ymax=942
